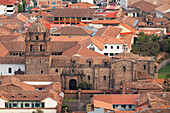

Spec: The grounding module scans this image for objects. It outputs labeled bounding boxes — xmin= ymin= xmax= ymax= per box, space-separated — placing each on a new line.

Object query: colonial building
xmin=0 ymin=19 xmax=158 ymax=91
xmin=0 ymin=0 xmax=16 ymax=16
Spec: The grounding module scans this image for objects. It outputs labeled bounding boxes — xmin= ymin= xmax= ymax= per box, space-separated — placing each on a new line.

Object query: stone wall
xmin=158 ymin=58 xmax=170 ymax=70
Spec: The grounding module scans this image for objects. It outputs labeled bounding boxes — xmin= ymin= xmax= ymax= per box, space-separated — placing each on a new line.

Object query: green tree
xmin=62 ymin=104 xmax=69 ymax=112
xmin=32 ymin=109 xmax=44 ymax=113
xmin=78 ymin=82 xmax=92 ymax=90
xmin=159 ymin=40 xmax=169 ymax=52
xmin=22 ymin=0 xmax=26 ymax=12
xmin=163 ymin=74 xmax=170 ymax=92
xmin=18 ymin=3 xmax=23 ymax=13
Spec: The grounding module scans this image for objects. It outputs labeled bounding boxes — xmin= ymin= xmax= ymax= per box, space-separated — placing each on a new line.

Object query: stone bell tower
xmin=25 ymin=18 xmax=51 ymax=75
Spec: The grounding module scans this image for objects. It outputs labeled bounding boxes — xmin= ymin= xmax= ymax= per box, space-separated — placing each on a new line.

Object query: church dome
xmin=28 ymin=19 xmax=48 ymax=33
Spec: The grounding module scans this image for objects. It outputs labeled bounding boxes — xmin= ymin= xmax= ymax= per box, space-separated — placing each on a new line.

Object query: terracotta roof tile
xmin=93 ymin=94 xmax=139 ymax=105
xmin=54 ymin=26 xmax=93 ymax=36
xmin=62 ymin=44 xmax=109 ymax=57
xmin=0 ymin=57 xmax=25 ymax=64
xmin=52 ymin=8 xmax=95 ymax=17
xmin=51 ymin=36 xmax=90 ymax=42
xmin=92 ymin=20 xmax=120 ymax=24
xmin=137 ymin=71 xmax=154 ymax=80
xmin=131 ymin=0 xmax=157 ymax=13
xmin=155 ymin=4 xmax=170 ymax=13
xmin=0 ymin=42 xmax=9 ymax=57
xmin=1 ymin=41 xmax=25 ymax=52
xmin=68 ymin=2 xmax=97 ymax=8
xmin=0 ymin=0 xmax=16 ymax=5
xmin=50 ymin=41 xmax=78 ymax=52
xmin=95 ymin=26 xmax=122 ymax=38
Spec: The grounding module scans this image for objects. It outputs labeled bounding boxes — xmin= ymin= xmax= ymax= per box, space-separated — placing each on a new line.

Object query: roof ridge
xmin=101 ymin=26 xmax=109 ymax=37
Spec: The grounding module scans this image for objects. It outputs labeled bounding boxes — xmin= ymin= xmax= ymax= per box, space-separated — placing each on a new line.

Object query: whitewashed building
xmin=0 ymin=0 xmax=16 ymax=16
xmin=86 ymin=37 xmax=124 ymax=57
xmin=0 ymin=57 xmax=25 ymax=76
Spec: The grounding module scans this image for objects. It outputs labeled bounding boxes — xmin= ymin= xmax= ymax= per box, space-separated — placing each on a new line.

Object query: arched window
xmin=30 ymin=45 xmax=34 ymax=52
xmin=103 ymin=76 xmax=106 ymax=81
xmin=89 ymin=61 xmax=92 ymax=67
xmin=40 ymin=44 xmax=43 ymax=51
xmin=123 ymin=66 xmax=126 ymax=72
xmin=143 ymin=65 xmax=146 ymax=70
xmin=88 ymin=76 xmax=90 ymax=81
xmin=89 ymin=45 xmax=95 ymax=51
xmin=56 ymin=69 xmax=58 ymax=73
xmin=36 ymin=36 xmax=39 ymax=40
xmin=41 ymin=70 xmax=43 ymax=74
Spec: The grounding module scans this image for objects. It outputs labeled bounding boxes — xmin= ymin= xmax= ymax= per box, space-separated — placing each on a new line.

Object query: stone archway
xmin=69 ymin=79 xmax=77 ymax=90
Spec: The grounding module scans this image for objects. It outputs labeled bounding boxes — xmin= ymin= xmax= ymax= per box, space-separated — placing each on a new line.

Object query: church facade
xmin=0 ymin=20 xmax=158 ymax=91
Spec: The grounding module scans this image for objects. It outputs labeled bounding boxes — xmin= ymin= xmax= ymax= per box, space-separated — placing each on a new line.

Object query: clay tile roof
xmin=93 ymin=94 xmax=139 ymax=105
xmin=95 ymin=26 xmax=122 ymax=38
xmin=68 ymin=2 xmax=97 ymax=8
xmin=120 ymin=34 xmax=133 ymax=49
xmin=0 ymin=57 xmax=25 ymax=64
xmin=1 ymin=76 xmax=21 ymax=87
xmin=137 ymin=71 xmax=154 ymax=80
xmin=50 ymin=41 xmax=78 ymax=52
xmin=113 ymin=52 xmax=139 ymax=60
xmin=51 ymin=36 xmax=90 ymax=42
xmin=138 ymin=83 xmax=163 ymax=90
xmin=62 ymin=44 xmax=109 ymax=57
xmin=0 ymin=27 xmax=12 ymax=35
xmin=55 ymin=26 xmax=93 ymax=36
xmin=92 ymin=19 xmax=120 ymax=24
xmin=1 ymin=41 xmax=25 ymax=52
xmin=45 ymin=82 xmax=61 ymax=92
xmin=163 ymin=12 xmax=170 ymax=19
xmin=131 ymin=0 xmax=157 ymax=13
xmin=155 ymin=4 xmax=170 ymax=13
xmin=28 ymin=19 xmax=48 ymax=33
xmin=0 ymin=35 xmax=21 ymax=41
xmin=16 ymin=13 xmax=29 ymax=23
xmin=0 ymin=0 xmax=16 ymax=5
xmin=93 ymin=36 xmax=124 ymax=44
xmin=52 ymin=8 xmax=95 ymax=17
xmin=0 ymin=42 xmax=9 ymax=57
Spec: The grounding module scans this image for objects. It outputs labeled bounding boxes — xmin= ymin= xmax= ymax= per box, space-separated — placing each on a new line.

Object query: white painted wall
xmin=87 ymin=43 xmax=123 ymax=57
xmin=0 ymin=109 xmax=57 ymax=113
xmin=117 ymin=0 xmax=127 ymax=9
xmin=42 ymin=98 xmax=57 ymax=108
xmin=24 ymin=81 xmax=53 ymax=85
xmin=81 ymin=0 xmax=94 ymax=4
xmin=0 ymin=4 xmax=15 ymax=15
xmin=0 ymin=98 xmax=7 ymax=108
xmin=0 ymin=5 xmax=7 ymax=15
xmin=0 ymin=64 xmax=25 ymax=75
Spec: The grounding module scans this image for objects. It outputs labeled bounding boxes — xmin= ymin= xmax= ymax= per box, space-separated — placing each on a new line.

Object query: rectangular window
xmin=41 ymin=103 xmax=45 ymax=108
xmin=25 ymin=103 xmax=30 ymax=108
xmin=88 ymin=76 xmax=90 ymax=81
xmin=8 ymin=68 xmax=12 ymax=73
xmin=117 ymin=46 xmax=119 ymax=49
xmin=35 ymin=103 xmax=40 ymax=107
xmin=104 ymin=53 xmax=108 ymax=56
xmin=104 ymin=76 xmax=106 ymax=81
xmin=113 ymin=105 xmax=115 ymax=108
xmin=111 ymin=46 xmax=113 ymax=49
xmin=129 ymin=105 xmax=132 ymax=108
xmin=13 ymin=103 xmax=17 ymax=108
xmin=110 ymin=53 xmax=114 ymax=56
xmin=122 ymin=105 xmax=126 ymax=108
xmin=105 ymin=46 xmax=107 ymax=49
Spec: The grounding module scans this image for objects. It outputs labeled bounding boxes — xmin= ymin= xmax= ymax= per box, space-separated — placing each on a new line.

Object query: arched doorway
xmin=69 ymin=79 xmax=77 ymax=90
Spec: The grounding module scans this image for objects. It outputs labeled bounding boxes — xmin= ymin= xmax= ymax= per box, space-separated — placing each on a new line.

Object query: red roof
xmin=0 ymin=0 xmax=16 ymax=5
xmin=98 ymin=11 xmax=118 ymax=18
